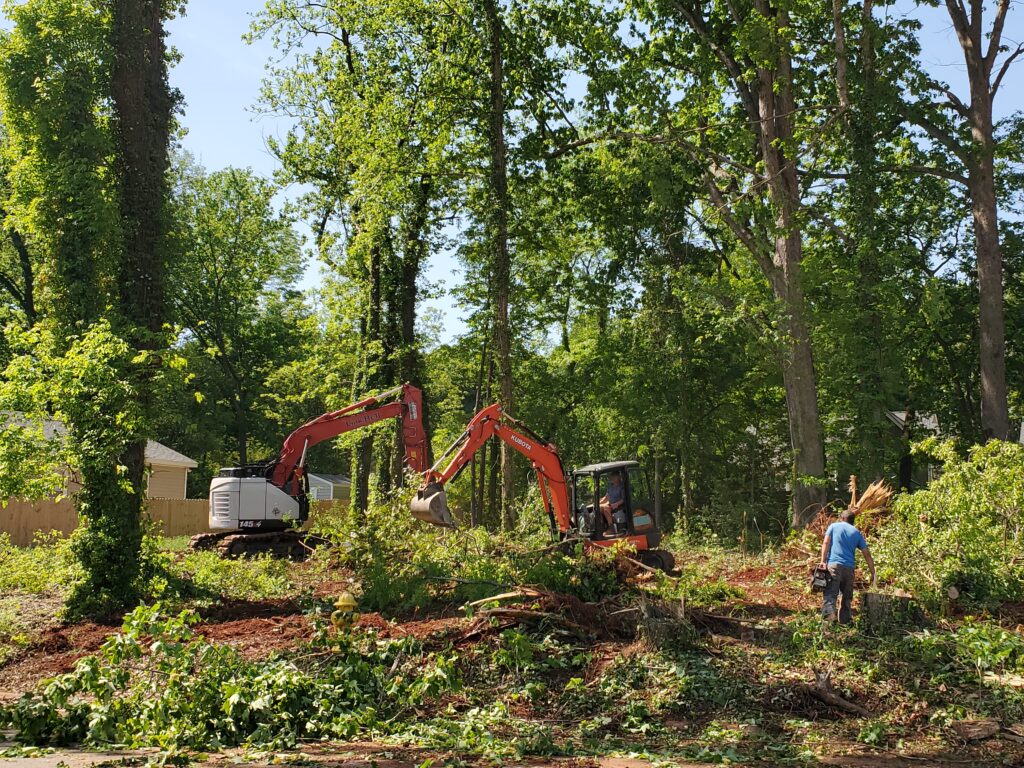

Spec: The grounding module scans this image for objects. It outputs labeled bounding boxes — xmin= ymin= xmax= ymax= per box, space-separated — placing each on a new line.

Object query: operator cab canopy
xmin=570 ymin=460 xmax=657 ymax=539
xmin=572 ymin=462 xmax=647 ymax=504
xmin=573 ymin=460 xmax=640 ymax=476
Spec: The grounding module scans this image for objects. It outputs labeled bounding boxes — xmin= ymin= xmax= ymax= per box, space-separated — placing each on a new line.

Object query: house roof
xmin=145 ymin=441 xmax=198 ymax=468
xmin=308 ymin=473 xmax=351 ymax=486
xmin=3 ymin=413 xmax=197 ymax=469
xmin=885 ymin=411 xmax=940 ymax=432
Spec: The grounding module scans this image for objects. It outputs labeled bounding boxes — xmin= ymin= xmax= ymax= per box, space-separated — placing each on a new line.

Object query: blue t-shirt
xmin=606 ymin=482 xmax=623 ymax=505
xmin=825 ymin=522 xmax=867 ymax=567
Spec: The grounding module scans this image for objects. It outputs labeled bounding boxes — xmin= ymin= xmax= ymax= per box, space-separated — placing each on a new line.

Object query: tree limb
xmin=803 ymin=163 xmax=968 ymax=185
xmin=900 ymin=104 xmax=971 ymax=165
xmin=991 ymin=42 xmax=1024 ymax=99
xmin=986 ymin=0 xmax=1011 ymax=75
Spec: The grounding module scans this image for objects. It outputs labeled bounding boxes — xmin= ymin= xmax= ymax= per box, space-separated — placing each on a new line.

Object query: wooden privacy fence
xmin=1 ymin=498 xmax=350 ymax=546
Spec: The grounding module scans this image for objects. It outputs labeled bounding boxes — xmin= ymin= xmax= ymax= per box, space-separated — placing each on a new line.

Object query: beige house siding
xmin=147 ymin=465 xmax=189 ymax=499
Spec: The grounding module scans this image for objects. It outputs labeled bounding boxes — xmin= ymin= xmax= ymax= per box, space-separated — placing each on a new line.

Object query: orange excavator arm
xmin=272 ymin=383 xmax=428 ymax=496
xmin=410 ymin=403 xmax=571 ymax=533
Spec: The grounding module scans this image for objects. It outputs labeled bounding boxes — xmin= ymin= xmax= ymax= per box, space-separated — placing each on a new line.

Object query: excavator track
xmin=188 ymin=531 xmax=233 ymax=552
xmin=216 ymin=530 xmax=329 ymax=560
xmin=638 ymin=548 xmax=676 ymax=573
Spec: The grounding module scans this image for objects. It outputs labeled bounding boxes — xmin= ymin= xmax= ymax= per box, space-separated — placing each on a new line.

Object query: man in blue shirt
xmin=819 ymin=509 xmax=876 ymax=624
xmin=600 ymin=471 xmax=626 ymax=532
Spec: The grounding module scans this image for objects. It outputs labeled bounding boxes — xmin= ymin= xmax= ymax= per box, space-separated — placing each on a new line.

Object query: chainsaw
xmin=810 ymin=566 xmax=832 ymax=592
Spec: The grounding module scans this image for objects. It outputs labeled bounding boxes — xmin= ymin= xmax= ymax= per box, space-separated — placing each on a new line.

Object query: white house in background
xmin=307 ymin=473 xmax=351 ymax=501
xmin=144 ymin=442 xmax=199 ymax=499
xmin=65 ymin=439 xmax=197 ymax=499
xmin=3 ymin=415 xmax=198 ymax=500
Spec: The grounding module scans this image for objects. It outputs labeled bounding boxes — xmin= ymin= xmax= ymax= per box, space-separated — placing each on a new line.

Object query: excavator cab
xmin=571 ymin=461 xmax=660 ymax=547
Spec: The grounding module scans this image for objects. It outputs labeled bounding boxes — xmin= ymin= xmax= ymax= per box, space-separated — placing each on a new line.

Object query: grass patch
xmin=0 ymin=601 xmax=33 ymax=665
xmin=0 ymin=532 xmax=78 ymax=594
xmin=160 ymin=550 xmax=295 ymax=603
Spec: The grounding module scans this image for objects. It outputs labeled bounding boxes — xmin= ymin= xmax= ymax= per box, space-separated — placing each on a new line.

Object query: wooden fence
xmin=1 ymin=498 xmax=350 ymax=546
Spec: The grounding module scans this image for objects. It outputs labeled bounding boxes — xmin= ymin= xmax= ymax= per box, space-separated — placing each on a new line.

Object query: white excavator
xmin=189 ymin=383 xmax=429 ymax=558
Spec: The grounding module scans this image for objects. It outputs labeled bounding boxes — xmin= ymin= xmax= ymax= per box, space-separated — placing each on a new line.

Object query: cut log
xmin=799 ymin=672 xmax=872 ymax=717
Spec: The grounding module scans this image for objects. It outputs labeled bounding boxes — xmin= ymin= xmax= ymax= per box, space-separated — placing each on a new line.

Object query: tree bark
xmin=235 ymin=401 xmax=249 ymax=466
xmin=482 ymin=0 xmax=515 ymax=530
xmin=111 ymin=0 xmax=172 ymax=502
xmin=751 ymin=1 xmax=826 ymax=525
xmin=352 ymin=241 xmax=384 ymax=514
xmin=966 ymin=90 xmax=1008 ymax=440
xmin=936 ymin=0 xmax=1013 ymax=440
xmin=399 ymin=174 xmax=434 ymax=467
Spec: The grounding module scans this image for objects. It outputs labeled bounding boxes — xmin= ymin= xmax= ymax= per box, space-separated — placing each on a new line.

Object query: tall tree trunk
xmin=471 ymin=331 xmax=489 ymax=526
xmin=680 ymin=0 xmax=827 ymax=527
xmin=351 ymin=242 xmax=383 ymax=513
xmin=69 ymin=0 xmax=171 ymax=618
xmin=482 ymin=0 xmax=515 ymax=530
xmin=235 ymin=400 xmax=249 ymax=466
xmin=967 ymin=91 xmax=1008 ymax=440
xmin=399 ymin=175 xmax=434 ymax=467
xmin=936 ymin=0 xmax=1015 ymax=440
xmin=755 ymin=6 xmax=826 ymax=526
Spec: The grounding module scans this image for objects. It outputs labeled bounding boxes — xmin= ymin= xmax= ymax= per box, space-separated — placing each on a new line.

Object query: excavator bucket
xmin=410 ymin=482 xmax=455 ymax=527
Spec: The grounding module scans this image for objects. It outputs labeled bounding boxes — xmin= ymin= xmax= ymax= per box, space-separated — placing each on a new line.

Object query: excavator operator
xmin=599 ymin=471 xmax=626 ymax=531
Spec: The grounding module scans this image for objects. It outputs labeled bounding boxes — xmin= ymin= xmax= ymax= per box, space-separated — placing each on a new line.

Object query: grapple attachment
xmin=410 ymin=482 xmax=455 ymax=527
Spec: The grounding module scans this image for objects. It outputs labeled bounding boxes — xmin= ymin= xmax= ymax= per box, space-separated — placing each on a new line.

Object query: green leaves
xmin=1 ymin=602 xmax=460 ymax=750
xmin=876 ymin=439 xmax=1024 ymax=608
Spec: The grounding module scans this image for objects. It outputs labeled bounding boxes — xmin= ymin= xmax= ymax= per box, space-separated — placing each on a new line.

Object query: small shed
xmin=145 ymin=441 xmax=199 ymax=499
xmin=307 ymin=473 xmax=351 ymax=501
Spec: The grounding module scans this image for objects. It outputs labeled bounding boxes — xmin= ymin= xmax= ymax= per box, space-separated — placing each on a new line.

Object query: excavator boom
xmin=410 ymin=404 xmax=570 ymax=532
xmin=272 ymin=383 xmax=429 ymax=495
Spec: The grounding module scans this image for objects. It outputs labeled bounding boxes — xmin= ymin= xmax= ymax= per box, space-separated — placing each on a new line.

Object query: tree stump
xmin=860 ymin=591 xmax=923 ymax=632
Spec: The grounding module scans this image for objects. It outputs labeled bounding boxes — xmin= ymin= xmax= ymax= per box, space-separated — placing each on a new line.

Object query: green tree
xmin=167 ymin=162 xmax=308 ymax=468
xmin=253 ymin=0 xmax=467 ymax=510
xmin=899 ymin=0 xmax=1024 ymax=442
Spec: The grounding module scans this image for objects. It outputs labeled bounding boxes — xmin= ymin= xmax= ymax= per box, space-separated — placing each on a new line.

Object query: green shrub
xmin=0 ymin=532 xmax=78 ymax=594
xmin=1 ymin=604 xmax=459 ymax=749
xmin=334 ymin=492 xmax=622 ymax=613
xmin=875 ymin=439 xmax=1024 ymax=608
xmin=897 ymin=618 xmax=1024 ymax=683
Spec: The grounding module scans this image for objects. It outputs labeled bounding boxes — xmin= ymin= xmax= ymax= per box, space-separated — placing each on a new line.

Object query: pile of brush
xmin=805 ymin=475 xmax=895 ymax=539
xmin=848 ymin=475 xmax=894 ymax=533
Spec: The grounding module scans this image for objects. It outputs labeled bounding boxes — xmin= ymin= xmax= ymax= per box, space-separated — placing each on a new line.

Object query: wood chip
xmin=950 ymin=719 xmax=1000 ymax=741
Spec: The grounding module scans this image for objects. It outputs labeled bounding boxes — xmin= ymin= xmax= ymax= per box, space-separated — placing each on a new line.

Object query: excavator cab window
xmin=625 ymin=466 xmax=655 ymax=533
xmin=573 ymin=474 xmax=598 ymax=535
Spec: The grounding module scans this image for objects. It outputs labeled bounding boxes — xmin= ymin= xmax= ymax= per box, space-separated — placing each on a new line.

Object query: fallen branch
xmin=689 ymin=610 xmax=760 ymax=626
xmin=420 ymin=575 xmax=511 ymax=589
xmin=472 ymin=607 xmax=593 ymax=638
xmin=465 ymin=588 xmax=547 ymax=608
xmin=800 ymin=671 xmax=872 ymax=717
